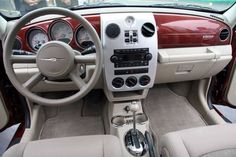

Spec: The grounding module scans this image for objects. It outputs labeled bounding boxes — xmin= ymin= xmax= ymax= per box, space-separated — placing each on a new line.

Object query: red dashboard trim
xmin=17 ymin=14 xmax=100 ymax=52
xmin=16 ymin=13 xmax=230 ymax=51
xmin=154 ymin=13 xmax=230 ymax=48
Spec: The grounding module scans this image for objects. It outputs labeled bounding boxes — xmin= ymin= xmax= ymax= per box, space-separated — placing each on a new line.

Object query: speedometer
xmin=76 ymin=26 xmax=94 ymax=49
xmin=28 ymin=28 xmax=49 ymax=51
xmin=50 ymin=21 xmax=73 ymax=44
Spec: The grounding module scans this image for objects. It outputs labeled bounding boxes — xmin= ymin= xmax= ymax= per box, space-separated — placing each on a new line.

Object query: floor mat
xmin=143 ymin=85 xmax=206 ymax=141
xmin=40 ymin=91 xmax=105 ymax=139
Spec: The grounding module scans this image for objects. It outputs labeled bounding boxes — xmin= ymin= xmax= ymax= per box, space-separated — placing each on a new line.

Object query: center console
xmin=101 ymin=13 xmax=158 ymax=92
xmin=108 ymin=101 xmax=158 ymax=157
xmin=102 ymin=13 xmax=158 ymax=157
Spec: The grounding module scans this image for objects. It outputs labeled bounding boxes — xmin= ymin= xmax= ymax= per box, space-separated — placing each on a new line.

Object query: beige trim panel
xmin=226 ymin=63 xmax=236 ymax=107
xmin=156 ymin=45 xmax=232 ymax=83
xmin=13 ymin=45 xmax=232 ymax=91
xmin=0 ymin=92 xmax=9 ymax=129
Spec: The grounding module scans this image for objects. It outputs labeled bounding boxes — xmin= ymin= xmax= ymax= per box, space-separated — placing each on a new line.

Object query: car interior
xmin=0 ymin=0 xmax=236 ymax=157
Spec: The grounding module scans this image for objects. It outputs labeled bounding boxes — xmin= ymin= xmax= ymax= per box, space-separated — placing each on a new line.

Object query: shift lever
xmin=130 ymin=101 xmax=139 ymax=133
xmin=124 ymin=101 xmax=148 ymax=156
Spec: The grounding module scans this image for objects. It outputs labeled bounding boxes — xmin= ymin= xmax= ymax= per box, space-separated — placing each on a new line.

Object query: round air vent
xmin=106 ymin=23 xmax=120 ymax=38
xmin=141 ymin=22 xmax=155 ymax=37
xmin=219 ymin=29 xmax=229 ymax=41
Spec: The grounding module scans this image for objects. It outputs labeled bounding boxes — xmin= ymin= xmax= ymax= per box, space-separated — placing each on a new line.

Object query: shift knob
xmin=130 ymin=101 xmax=139 ymax=113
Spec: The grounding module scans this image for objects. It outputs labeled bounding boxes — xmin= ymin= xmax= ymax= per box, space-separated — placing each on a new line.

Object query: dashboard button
xmin=125 ymin=39 xmax=130 ymax=43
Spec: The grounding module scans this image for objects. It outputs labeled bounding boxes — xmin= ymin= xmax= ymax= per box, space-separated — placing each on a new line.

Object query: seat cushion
xmin=161 ymin=124 xmax=236 ymax=157
xmin=3 ymin=135 xmax=123 ymax=157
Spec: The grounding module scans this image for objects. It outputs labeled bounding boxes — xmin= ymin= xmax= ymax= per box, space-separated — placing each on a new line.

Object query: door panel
xmin=0 ymin=93 xmax=9 ymax=130
xmin=226 ymin=29 xmax=236 ymax=106
xmin=0 ymin=41 xmax=25 ymax=132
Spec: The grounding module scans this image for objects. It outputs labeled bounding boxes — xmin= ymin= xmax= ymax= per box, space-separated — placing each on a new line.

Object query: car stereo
xmin=111 ymin=48 xmax=152 ymax=68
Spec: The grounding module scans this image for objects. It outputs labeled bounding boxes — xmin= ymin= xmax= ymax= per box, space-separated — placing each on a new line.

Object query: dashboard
xmin=11 ymin=10 xmax=232 ymax=94
xmin=13 ymin=14 xmax=230 ymax=53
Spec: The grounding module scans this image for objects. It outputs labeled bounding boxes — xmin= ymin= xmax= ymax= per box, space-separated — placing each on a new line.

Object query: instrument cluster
xmin=14 ymin=19 xmax=95 ymax=54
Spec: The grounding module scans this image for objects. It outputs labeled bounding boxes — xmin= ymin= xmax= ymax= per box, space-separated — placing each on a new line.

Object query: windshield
xmin=0 ymin=0 xmax=236 ymax=18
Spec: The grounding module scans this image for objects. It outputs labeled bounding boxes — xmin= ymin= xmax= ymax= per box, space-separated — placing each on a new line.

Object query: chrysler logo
xmin=40 ymin=58 xmax=64 ymax=62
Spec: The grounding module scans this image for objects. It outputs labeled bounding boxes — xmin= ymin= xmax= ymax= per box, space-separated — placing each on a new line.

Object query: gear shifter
xmin=125 ymin=101 xmax=148 ymax=156
xmin=130 ymin=101 xmax=139 ymax=133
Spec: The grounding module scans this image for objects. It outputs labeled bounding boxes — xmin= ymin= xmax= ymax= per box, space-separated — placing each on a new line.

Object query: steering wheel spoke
xmin=23 ymin=72 xmax=44 ymax=90
xmin=75 ymin=55 xmax=96 ymax=64
xmin=69 ymin=72 xmax=86 ymax=89
xmin=11 ymin=55 xmax=36 ymax=64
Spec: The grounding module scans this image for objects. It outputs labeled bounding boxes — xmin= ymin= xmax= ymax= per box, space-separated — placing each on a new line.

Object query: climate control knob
xmin=139 ymin=75 xmax=150 ymax=86
xmin=125 ymin=76 xmax=137 ymax=87
xmin=110 ymin=55 xmax=119 ymax=63
xmin=145 ymin=53 xmax=152 ymax=61
xmin=112 ymin=77 xmax=124 ymax=88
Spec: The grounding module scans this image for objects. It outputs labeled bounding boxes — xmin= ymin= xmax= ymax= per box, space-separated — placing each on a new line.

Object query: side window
xmin=0 ymin=0 xmax=15 ymax=11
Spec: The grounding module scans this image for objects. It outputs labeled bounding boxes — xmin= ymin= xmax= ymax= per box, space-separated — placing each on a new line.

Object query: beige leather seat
xmin=161 ymin=124 xmax=236 ymax=157
xmin=3 ymin=135 xmax=123 ymax=157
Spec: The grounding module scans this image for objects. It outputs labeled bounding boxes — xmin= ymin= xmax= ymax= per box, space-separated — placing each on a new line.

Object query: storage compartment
xmin=156 ymin=45 xmax=232 ymax=83
xmin=104 ymin=88 xmax=149 ymax=102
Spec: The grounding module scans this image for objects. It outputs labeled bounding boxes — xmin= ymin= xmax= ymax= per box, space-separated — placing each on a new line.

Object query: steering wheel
xmin=3 ymin=8 xmax=103 ymax=106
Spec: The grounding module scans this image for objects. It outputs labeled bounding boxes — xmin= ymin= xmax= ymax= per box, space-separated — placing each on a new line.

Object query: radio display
xmin=113 ymin=48 xmax=150 ymax=67
xmin=121 ymin=53 xmax=144 ymax=61
xmin=114 ymin=48 xmax=149 ymax=62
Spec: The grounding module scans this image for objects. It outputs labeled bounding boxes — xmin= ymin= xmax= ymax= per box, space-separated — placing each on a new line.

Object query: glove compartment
xmin=155 ymin=45 xmax=232 ymax=83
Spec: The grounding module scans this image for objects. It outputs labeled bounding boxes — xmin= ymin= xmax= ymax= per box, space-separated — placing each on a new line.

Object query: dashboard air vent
xmin=106 ymin=23 xmax=120 ymax=38
xmin=219 ymin=29 xmax=229 ymax=41
xmin=141 ymin=23 xmax=155 ymax=37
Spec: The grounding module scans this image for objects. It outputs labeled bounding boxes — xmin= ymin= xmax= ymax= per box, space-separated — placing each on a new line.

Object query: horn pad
xmin=36 ymin=41 xmax=75 ymax=78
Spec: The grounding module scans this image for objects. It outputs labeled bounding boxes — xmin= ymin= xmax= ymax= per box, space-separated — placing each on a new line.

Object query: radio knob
xmin=110 ymin=55 xmax=119 ymax=63
xmin=125 ymin=76 xmax=137 ymax=87
xmin=145 ymin=53 xmax=152 ymax=61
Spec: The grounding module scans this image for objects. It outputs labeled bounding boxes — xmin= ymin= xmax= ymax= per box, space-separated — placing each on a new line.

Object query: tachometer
xmin=76 ymin=26 xmax=94 ymax=49
xmin=28 ymin=28 xmax=49 ymax=51
xmin=50 ymin=21 xmax=73 ymax=44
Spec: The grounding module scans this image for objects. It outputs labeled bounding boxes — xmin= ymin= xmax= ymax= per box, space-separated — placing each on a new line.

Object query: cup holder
xmin=136 ymin=113 xmax=148 ymax=124
xmin=111 ymin=113 xmax=148 ymax=127
xmin=111 ymin=116 xmax=126 ymax=127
